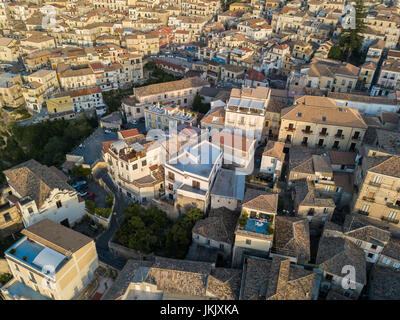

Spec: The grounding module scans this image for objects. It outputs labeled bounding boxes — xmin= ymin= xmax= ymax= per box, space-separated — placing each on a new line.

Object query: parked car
xmin=84 ymin=192 xmax=95 ymax=201
xmin=71 ymin=180 xmax=87 ymax=189
xmin=104 ymin=129 xmax=112 ymax=134
xmin=76 ymin=184 xmax=88 ymax=192
xmin=130 ymin=119 xmax=137 ymax=124
xmin=255 ymin=158 xmax=261 ymax=168
xmin=78 ymin=190 xmax=88 ymax=197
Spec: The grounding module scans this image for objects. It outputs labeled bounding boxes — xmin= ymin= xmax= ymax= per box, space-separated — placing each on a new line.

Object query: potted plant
xmin=9 ymin=248 xmax=16 ymax=254
xmin=238 ymin=216 xmax=247 ymax=229
xmin=22 ymin=256 xmax=27 ymax=261
xmin=239 ymin=211 xmax=249 ymax=229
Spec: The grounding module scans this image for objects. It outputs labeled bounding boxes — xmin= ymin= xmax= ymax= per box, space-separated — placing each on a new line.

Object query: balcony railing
xmin=363 ymin=196 xmax=375 ymax=203
xmin=358 ymin=210 xmax=369 ymax=216
xmin=386 ymin=203 xmax=400 ymax=210
xmin=302 ymin=129 xmax=313 ymax=134
xmin=334 ymin=133 xmax=345 ymax=139
xmin=285 ymin=127 xmax=296 ymax=132
xmin=369 ymin=181 xmax=381 ymax=187
xmin=118 ymin=175 xmax=130 ymax=183
xmin=381 ymin=216 xmax=399 ymax=224
xmin=319 ymin=132 xmax=328 ymax=136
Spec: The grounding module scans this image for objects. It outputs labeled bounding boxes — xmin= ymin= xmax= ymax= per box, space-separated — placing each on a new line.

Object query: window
xmin=14 ymin=263 xmax=19 ymax=272
xmin=28 ymin=207 xmax=33 ymax=214
xmin=373 ymin=175 xmax=382 ymax=184
xmin=361 ymin=204 xmax=370 ymax=213
xmin=389 ymin=211 xmax=398 ymax=221
xmin=246 ymin=239 xmax=251 ymax=245
xmin=325 ymin=274 xmax=333 ymax=281
xmin=371 ymin=244 xmax=377 ymax=250
xmin=368 ymin=253 xmax=374 ymax=259
xmin=192 ymin=180 xmax=200 ymax=189
xmin=142 ymin=160 xmax=147 ymax=166
xmin=30 ymin=272 xmax=36 ymax=284
xmin=132 ymin=163 xmax=138 ymax=170
xmin=219 ymin=244 xmax=224 ymax=250
xmin=56 ymin=201 xmax=62 ymax=208
xmin=3 ymin=213 xmax=11 ymax=222
xmin=168 ymin=172 xmax=175 ymax=181
xmin=355 ymin=240 xmax=362 ymax=247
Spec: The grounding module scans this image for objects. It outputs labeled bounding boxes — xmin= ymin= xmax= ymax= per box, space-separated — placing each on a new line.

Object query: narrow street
xmin=94 ymin=170 xmax=129 ymax=271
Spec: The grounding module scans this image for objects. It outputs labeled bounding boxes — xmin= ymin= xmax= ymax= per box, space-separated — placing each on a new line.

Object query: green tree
xmin=71 ymin=165 xmax=92 ymax=179
xmin=166 ymin=223 xmax=191 ymax=258
xmin=105 ymin=194 xmax=114 ymax=208
xmin=328 ymin=45 xmax=343 ymax=61
xmin=338 ymin=0 xmax=366 ymax=63
xmin=192 ymin=94 xmax=203 ymax=111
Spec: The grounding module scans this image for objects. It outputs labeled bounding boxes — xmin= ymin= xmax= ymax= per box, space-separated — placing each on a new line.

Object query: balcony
xmin=386 ymin=203 xmax=400 ymax=210
xmin=319 ymin=131 xmax=328 ymax=136
xmin=118 ymin=175 xmax=130 ymax=183
xmin=334 ymin=133 xmax=345 ymax=139
xmin=285 ymin=127 xmax=296 ymax=132
xmin=369 ymin=181 xmax=381 ymax=187
xmin=381 ymin=216 xmax=399 ymax=224
xmin=302 ymin=129 xmax=313 ymax=134
xmin=363 ymin=196 xmax=375 ymax=203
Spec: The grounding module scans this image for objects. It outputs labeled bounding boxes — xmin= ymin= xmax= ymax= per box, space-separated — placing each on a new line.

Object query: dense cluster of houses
xmin=1 ymin=0 xmax=400 ymax=301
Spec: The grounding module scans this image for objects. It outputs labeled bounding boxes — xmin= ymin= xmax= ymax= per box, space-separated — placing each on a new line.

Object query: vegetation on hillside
xmin=0 ymin=115 xmax=97 ymax=185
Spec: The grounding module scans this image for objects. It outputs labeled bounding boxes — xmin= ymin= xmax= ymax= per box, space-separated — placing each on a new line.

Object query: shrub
xmin=85 ymin=200 xmax=96 ymax=214
xmin=9 ymin=248 xmax=16 ymax=254
xmin=238 ymin=216 xmax=247 ymax=228
xmin=105 ymin=194 xmax=114 ymax=208
xmin=0 ymin=273 xmax=12 ymax=285
xmin=94 ymin=208 xmax=112 ymax=219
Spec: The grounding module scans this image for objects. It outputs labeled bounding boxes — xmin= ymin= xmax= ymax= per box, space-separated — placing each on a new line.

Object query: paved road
xmin=94 ymin=171 xmax=129 ymax=271
xmin=73 ymin=127 xmax=118 ymax=165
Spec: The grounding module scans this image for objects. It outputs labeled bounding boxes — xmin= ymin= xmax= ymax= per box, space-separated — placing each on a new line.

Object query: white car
xmin=104 ymin=129 xmax=112 ymax=134
xmin=130 ymin=119 xmax=137 ymax=124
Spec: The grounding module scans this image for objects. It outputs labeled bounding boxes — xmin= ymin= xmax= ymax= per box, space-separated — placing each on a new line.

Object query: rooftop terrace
xmin=6 ymin=236 xmax=68 ymax=275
